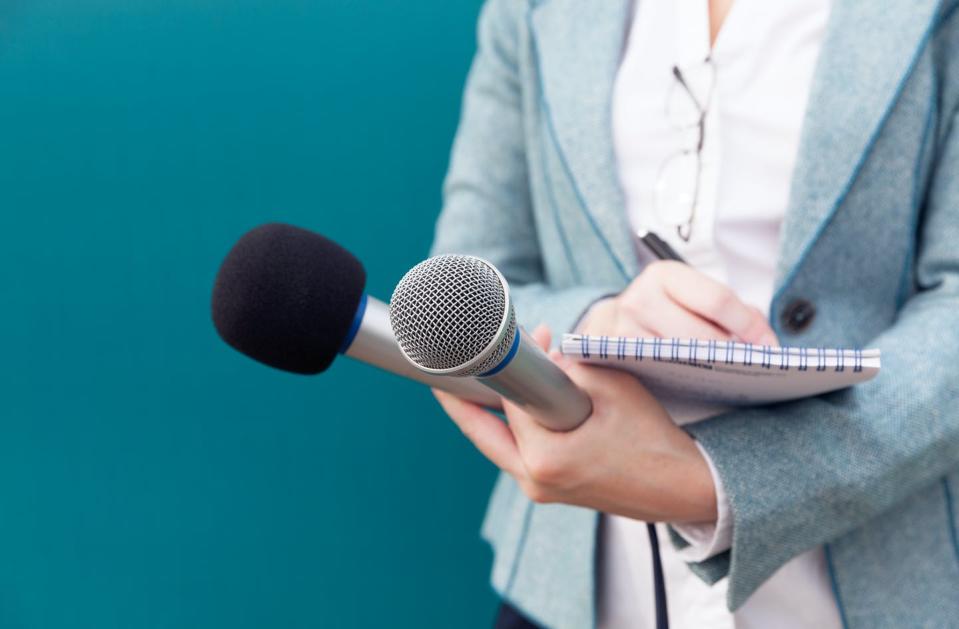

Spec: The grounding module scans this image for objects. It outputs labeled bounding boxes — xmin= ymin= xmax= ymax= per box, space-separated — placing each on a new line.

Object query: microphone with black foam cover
xmin=211 ymin=223 xmax=500 ymax=407
xmin=389 ymin=255 xmax=592 ymax=431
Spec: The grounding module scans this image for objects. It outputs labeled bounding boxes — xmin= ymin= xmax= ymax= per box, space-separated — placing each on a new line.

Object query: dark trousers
xmin=494 ymin=602 xmax=541 ymax=629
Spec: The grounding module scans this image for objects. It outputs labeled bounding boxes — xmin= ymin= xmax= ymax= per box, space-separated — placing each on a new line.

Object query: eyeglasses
xmin=654 ymin=56 xmax=716 ymax=242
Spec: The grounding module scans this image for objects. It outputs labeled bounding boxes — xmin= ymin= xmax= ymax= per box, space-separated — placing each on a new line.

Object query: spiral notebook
xmin=561 ymin=334 xmax=880 ymax=414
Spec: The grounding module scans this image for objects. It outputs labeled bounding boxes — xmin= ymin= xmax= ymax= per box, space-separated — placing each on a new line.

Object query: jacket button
xmin=781 ymin=298 xmax=816 ymax=334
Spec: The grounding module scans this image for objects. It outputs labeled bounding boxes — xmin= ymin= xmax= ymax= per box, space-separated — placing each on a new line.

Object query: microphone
xmin=389 ymin=255 xmax=592 ymax=431
xmin=210 ymin=223 xmax=501 ymax=407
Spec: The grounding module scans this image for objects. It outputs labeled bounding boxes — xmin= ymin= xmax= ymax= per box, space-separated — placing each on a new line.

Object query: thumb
xmin=529 ymin=324 xmax=552 ymax=352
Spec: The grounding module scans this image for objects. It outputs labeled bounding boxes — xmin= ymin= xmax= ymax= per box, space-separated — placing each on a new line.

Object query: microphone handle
xmin=481 ymin=330 xmax=592 ymax=431
xmin=344 ymin=297 xmax=503 ymax=408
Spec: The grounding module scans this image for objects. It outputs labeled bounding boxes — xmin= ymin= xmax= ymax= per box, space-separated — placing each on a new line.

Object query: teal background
xmin=0 ymin=1 xmax=498 ymax=627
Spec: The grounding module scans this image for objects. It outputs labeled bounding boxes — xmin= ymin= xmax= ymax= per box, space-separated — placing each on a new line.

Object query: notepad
xmin=561 ymin=334 xmax=880 ymax=411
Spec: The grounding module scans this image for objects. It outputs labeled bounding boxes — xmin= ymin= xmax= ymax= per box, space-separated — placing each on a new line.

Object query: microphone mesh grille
xmin=390 ymin=255 xmax=515 ymax=375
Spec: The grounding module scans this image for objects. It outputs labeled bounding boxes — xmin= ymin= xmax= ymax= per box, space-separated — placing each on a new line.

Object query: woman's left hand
xmin=433 ymin=325 xmax=717 ymax=524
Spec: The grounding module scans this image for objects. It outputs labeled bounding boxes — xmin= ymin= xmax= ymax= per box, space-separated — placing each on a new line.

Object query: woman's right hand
xmin=579 ymin=260 xmax=779 ymax=345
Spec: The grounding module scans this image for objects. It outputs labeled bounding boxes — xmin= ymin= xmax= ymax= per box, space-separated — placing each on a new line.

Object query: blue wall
xmin=0 ymin=1 xmax=499 ymax=627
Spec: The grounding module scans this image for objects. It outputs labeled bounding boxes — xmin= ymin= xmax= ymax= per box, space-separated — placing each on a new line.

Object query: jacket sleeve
xmin=685 ymin=105 xmax=959 ymax=609
xmin=430 ymin=0 xmax=620 ymax=336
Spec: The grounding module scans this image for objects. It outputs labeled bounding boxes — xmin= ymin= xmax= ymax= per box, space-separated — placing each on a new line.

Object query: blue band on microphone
xmin=479 ymin=330 xmax=521 ymax=377
xmin=338 ymin=292 xmax=368 ymax=354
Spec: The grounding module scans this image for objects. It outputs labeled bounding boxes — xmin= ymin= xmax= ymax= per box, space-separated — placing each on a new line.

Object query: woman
xmin=431 ymin=0 xmax=959 ymax=627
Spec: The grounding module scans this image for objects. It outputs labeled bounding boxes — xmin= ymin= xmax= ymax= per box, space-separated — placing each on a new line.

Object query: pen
xmin=634 ymin=229 xmax=688 ymax=263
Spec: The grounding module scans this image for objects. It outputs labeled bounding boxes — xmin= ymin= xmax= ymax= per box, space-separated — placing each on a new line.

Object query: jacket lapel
xmin=529 ymin=0 xmax=942 ymax=291
xmin=775 ymin=0 xmax=942 ymax=289
xmin=529 ymin=0 xmax=638 ymax=282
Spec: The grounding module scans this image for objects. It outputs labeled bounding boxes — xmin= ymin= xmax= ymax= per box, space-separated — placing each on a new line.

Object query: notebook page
xmin=561 ymin=335 xmax=880 ymax=411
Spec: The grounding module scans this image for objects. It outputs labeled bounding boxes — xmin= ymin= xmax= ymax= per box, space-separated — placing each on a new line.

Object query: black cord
xmin=493 ymin=523 xmax=669 ymax=628
xmin=646 ymin=523 xmax=669 ymax=629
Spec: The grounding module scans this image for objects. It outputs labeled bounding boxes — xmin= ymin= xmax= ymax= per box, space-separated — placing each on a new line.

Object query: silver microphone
xmin=341 ymin=294 xmax=502 ymax=407
xmin=389 ymin=255 xmax=592 ymax=431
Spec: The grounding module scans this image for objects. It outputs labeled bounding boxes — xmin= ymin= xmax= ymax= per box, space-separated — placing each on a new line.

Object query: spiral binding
xmin=563 ymin=334 xmax=878 ymax=373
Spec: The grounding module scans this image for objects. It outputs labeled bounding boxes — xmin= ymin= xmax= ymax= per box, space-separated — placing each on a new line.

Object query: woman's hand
xmin=433 ymin=327 xmax=717 ymax=524
xmin=432 ymin=265 xmax=773 ymax=523
xmin=580 ymin=260 xmax=778 ymax=345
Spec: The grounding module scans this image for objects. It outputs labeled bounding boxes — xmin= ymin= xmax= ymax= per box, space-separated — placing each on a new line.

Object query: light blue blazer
xmin=430 ymin=0 xmax=959 ymax=627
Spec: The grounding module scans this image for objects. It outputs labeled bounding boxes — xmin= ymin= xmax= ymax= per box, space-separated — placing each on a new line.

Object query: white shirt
xmin=600 ymin=1 xmax=842 ymax=628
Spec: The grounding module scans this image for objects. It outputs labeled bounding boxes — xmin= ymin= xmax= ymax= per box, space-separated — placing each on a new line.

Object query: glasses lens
xmin=654 ymin=151 xmax=698 ymax=227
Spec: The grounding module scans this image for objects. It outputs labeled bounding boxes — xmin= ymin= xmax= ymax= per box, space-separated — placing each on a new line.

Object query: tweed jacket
xmin=430 ymin=0 xmax=959 ymax=627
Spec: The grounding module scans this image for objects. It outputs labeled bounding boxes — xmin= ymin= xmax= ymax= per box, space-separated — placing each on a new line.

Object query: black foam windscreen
xmin=211 ymin=223 xmax=366 ymax=375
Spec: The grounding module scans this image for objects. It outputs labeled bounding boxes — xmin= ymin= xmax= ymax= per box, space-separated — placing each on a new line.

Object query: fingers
xmin=745 ymin=306 xmax=780 ymax=347
xmin=654 ymin=262 xmax=761 ymax=339
xmin=433 ymin=389 xmax=523 ymax=477
xmin=529 ymin=324 xmax=552 ymax=351
xmin=560 ymin=359 xmax=653 ymax=403
xmin=623 ymin=294 xmax=730 ymax=340
xmin=641 ymin=261 xmax=778 ymax=345
xmin=499 ymin=397 xmax=541 ymax=444
xmin=575 ymin=298 xmax=618 ymax=336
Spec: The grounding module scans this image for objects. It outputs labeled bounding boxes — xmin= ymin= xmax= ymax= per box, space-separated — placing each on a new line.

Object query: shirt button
xmin=781 ymin=298 xmax=816 ymax=334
